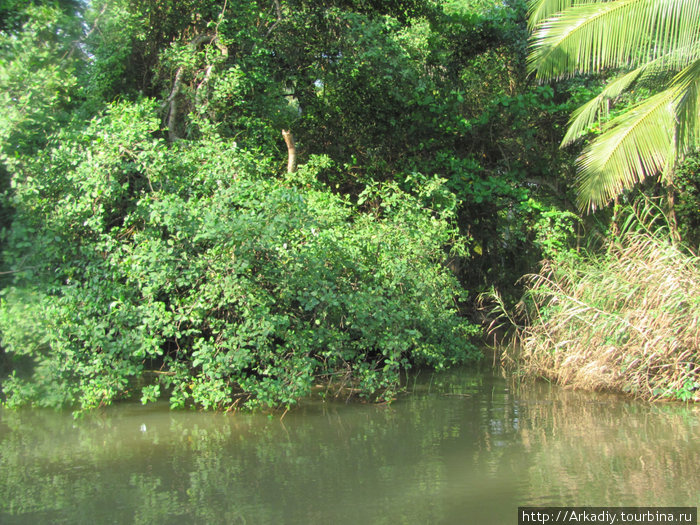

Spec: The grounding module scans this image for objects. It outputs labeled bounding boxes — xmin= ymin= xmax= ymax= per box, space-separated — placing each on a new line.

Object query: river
xmin=1 ymin=368 xmax=698 ymax=524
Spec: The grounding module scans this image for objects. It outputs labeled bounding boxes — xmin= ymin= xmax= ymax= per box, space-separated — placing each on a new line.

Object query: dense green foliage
xmin=1 ymin=0 xmax=696 ymax=411
xmin=0 ymin=0 xmax=550 ymax=412
xmin=0 ymin=99 xmax=479 ymax=410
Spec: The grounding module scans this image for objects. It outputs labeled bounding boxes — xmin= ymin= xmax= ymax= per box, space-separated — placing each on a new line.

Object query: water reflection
xmin=1 ymin=369 xmax=698 ymax=524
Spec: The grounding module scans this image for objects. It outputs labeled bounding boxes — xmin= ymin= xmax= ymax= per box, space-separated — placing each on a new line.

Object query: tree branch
xmin=165 ymin=67 xmax=184 ymax=142
xmin=282 ymin=130 xmax=296 ymax=173
xmin=65 ymin=4 xmax=108 ymax=61
xmin=265 ymin=0 xmax=283 ymax=38
xmin=162 ymin=33 xmax=229 ymax=141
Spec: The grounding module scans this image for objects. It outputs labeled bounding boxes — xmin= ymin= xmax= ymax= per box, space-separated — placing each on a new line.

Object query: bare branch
xmin=282 ymin=130 xmax=296 ymax=173
xmin=65 ymin=3 xmax=108 ymax=60
xmin=265 ymin=0 xmax=283 ymax=38
xmin=165 ymin=67 xmax=184 ymax=142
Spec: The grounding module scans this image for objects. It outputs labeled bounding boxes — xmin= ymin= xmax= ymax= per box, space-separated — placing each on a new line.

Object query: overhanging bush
xmin=0 ymin=100 xmax=480 ymax=412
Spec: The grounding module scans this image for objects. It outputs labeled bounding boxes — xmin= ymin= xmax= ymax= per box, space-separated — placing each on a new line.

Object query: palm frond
xmin=576 ymin=89 xmax=676 ymax=210
xmin=529 ymin=0 xmax=700 ymax=81
xmin=562 ymin=68 xmax=644 ymax=146
xmin=528 ymin=0 xmax=609 ymax=29
xmin=529 ymin=0 xmax=700 ymax=212
xmin=562 ymin=43 xmax=700 ymax=146
xmin=673 ymin=58 xmax=700 ymax=156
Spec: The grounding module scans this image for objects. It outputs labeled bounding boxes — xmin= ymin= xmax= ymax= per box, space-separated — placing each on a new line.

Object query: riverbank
xmin=504 ymin=227 xmax=699 ymax=402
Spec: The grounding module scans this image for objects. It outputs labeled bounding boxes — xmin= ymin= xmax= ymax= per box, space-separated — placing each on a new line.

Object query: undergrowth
xmin=496 ymin=205 xmax=700 ymax=402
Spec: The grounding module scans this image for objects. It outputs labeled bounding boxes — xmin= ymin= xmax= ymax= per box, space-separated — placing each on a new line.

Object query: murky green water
xmin=1 ymin=368 xmax=698 ymax=524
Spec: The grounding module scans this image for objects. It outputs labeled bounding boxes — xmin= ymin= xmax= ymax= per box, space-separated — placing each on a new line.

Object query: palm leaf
xmin=528 ymin=0 xmax=700 ymax=212
xmin=562 ymin=68 xmax=645 ymax=146
xmin=528 ymin=0 xmax=601 ymax=29
xmin=673 ymin=58 xmax=700 ymax=156
xmin=562 ymin=43 xmax=700 ymax=146
xmin=529 ymin=0 xmax=700 ymax=81
xmin=576 ymin=89 xmax=676 ymax=210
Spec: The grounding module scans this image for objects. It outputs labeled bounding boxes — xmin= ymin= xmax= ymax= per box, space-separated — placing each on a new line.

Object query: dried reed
xmin=511 ymin=225 xmax=699 ymax=402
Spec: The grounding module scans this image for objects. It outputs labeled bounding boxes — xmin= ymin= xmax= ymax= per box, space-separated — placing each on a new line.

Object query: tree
xmin=527 ymin=0 xmax=700 ymax=213
xmin=0 ymin=3 xmax=83 ymax=159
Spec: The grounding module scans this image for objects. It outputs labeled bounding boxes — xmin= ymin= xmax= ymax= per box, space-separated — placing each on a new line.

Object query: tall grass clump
xmin=512 ymin=209 xmax=700 ymax=402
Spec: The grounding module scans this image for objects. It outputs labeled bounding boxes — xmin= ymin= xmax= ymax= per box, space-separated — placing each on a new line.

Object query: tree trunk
xmin=611 ymin=195 xmax=619 ymax=238
xmin=666 ymin=178 xmax=680 ymax=243
xmin=282 ymin=130 xmax=296 ymax=173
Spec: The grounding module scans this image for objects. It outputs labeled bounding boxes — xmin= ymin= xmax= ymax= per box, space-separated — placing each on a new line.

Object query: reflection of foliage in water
xmin=512 ymin=380 xmax=700 ymax=507
xmin=0 ymin=370 xmax=698 ymax=524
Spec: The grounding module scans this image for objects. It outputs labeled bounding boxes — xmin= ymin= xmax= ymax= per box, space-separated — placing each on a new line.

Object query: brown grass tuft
xmin=511 ymin=231 xmax=699 ymax=402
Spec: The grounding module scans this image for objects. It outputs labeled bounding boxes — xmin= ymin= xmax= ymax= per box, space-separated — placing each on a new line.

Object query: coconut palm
xmin=527 ymin=0 xmax=700 ymax=213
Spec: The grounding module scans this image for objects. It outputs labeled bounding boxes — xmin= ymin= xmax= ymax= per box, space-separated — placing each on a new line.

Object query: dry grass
xmin=508 ymin=229 xmax=700 ymax=402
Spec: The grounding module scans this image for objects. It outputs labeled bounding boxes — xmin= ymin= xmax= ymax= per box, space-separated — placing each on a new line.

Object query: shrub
xmin=0 ymin=100 xmax=480 ymax=412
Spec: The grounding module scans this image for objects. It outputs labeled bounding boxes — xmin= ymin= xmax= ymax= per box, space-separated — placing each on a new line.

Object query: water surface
xmin=1 ymin=369 xmax=698 ymax=524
